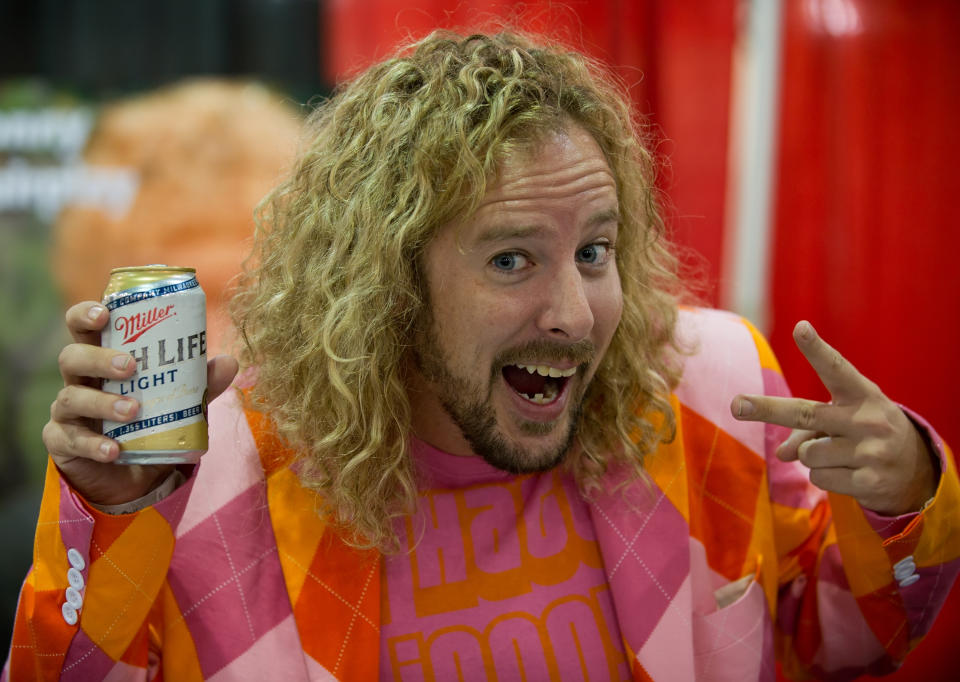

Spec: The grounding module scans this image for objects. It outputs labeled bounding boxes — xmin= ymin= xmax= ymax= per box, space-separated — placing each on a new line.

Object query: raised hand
xmin=731 ymin=321 xmax=936 ymax=516
xmin=42 ymin=301 xmax=239 ymax=506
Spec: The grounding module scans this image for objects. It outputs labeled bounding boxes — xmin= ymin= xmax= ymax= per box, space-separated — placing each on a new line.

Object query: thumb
xmin=207 ymin=355 xmax=239 ymax=402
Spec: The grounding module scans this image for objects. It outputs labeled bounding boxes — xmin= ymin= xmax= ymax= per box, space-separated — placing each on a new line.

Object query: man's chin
xmin=435 ymin=381 xmax=582 ymax=475
xmin=478 ymin=444 xmax=569 ymax=475
xmin=470 ymin=416 xmax=578 ymax=475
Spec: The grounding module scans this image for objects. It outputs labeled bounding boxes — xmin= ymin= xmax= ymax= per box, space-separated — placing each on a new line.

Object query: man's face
xmin=408 ymin=124 xmax=623 ymax=473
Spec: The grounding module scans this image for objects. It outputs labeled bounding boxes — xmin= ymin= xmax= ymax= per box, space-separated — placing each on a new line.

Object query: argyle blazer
xmin=5 ymin=308 xmax=959 ymax=681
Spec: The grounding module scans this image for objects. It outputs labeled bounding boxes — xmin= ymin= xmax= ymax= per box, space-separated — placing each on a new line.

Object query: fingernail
xmin=796 ymin=321 xmax=813 ymax=340
xmin=112 ymin=355 xmax=131 ymax=371
xmin=87 ymin=305 xmax=105 ymax=321
xmin=738 ymin=398 xmax=755 ymax=417
xmin=99 ymin=441 xmax=117 ymax=459
xmin=114 ymin=399 xmax=137 ymax=418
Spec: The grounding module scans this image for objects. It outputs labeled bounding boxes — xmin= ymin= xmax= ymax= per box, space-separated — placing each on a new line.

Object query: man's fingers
xmin=793 ymin=321 xmax=872 ymax=400
xmin=808 ymin=467 xmax=857 ymax=498
xmin=51 ymin=384 xmax=139 ymax=423
xmin=807 ymin=466 xmax=887 ymax=507
xmin=796 ymin=436 xmax=854 ymax=469
xmin=207 ymin=355 xmax=239 ymax=402
xmin=778 ymin=431 xmax=855 ymax=469
xmin=774 ymin=429 xmax=815 ymax=462
xmin=65 ymin=301 xmax=110 ymax=345
xmin=59 ymin=342 xmax=137 ymax=386
xmin=42 ymin=420 xmax=119 ymax=464
xmin=785 ymin=435 xmax=901 ymax=506
xmin=732 ymin=394 xmax=850 ymax=434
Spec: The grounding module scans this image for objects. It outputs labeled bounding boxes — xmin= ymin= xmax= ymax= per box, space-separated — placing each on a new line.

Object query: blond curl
xmin=231 ymin=30 xmax=686 ymax=551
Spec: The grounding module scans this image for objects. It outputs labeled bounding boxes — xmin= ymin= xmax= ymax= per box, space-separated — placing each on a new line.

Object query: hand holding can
xmin=43 ymin=277 xmax=238 ymax=507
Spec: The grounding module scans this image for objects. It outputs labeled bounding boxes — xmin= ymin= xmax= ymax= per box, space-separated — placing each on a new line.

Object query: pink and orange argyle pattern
xmin=4 ymin=308 xmax=959 ymax=681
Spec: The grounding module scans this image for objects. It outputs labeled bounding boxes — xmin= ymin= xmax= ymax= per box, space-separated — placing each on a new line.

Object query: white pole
xmin=721 ymin=0 xmax=784 ymax=332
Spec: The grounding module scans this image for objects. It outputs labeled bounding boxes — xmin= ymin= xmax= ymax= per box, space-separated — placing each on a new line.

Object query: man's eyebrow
xmin=472 ymin=225 xmax=546 ymax=246
xmin=471 ymin=209 xmax=620 ymax=246
xmin=586 ymin=208 xmax=621 ymax=228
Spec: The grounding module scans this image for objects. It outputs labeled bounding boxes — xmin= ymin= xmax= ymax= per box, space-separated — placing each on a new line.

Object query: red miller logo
xmin=115 ymin=304 xmax=176 ymax=344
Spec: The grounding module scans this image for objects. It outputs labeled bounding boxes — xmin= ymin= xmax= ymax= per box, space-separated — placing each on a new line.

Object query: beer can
xmin=101 ymin=265 xmax=208 ymax=464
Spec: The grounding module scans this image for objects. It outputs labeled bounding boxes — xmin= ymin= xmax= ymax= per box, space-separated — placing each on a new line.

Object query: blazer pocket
xmin=692 ymin=577 xmax=772 ymax=682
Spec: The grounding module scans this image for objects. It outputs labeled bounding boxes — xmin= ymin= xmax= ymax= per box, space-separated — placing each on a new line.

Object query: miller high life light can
xmin=101 ymin=265 xmax=208 ymax=464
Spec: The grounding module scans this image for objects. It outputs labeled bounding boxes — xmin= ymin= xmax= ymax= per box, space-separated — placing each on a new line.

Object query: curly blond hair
xmin=232 ymin=30 xmax=684 ymax=550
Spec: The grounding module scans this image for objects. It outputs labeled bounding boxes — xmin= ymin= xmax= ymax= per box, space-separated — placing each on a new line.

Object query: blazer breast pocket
xmin=692 ymin=576 xmax=773 ymax=682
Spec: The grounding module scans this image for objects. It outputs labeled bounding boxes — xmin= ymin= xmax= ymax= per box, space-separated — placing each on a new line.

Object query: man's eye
xmin=577 ymin=243 xmax=612 ymax=265
xmin=491 ymin=252 xmax=529 ymax=271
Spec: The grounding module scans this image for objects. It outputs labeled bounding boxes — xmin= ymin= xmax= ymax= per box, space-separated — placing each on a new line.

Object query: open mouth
xmin=501 ymin=363 xmax=576 ymax=405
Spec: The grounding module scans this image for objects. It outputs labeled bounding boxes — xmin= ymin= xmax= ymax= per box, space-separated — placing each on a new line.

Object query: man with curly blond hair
xmin=9 ymin=30 xmax=959 ymax=681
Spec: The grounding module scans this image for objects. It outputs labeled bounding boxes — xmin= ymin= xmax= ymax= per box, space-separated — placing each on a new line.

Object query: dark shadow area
xmin=1 ymin=0 xmax=326 ymax=102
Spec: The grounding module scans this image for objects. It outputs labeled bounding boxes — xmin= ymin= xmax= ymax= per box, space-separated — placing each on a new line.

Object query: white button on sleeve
xmin=893 ymin=556 xmax=917 ymax=582
xmin=67 ymin=567 xmax=85 ymax=591
xmin=62 ymin=602 xmax=78 ymax=626
xmin=67 ymin=548 xmax=86 ymax=571
xmin=893 ymin=566 xmax=916 ymax=580
xmin=899 ymin=574 xmax=920 ymax=588
xmin=65 ymin=587 xmax=83 ymax=610
xmin=893 ymin=556 xmax=915 ymax=572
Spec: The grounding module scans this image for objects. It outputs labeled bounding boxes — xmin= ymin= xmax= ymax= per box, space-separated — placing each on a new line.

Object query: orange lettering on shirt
xmin=406 ymin=473 xmax=606 ymax=617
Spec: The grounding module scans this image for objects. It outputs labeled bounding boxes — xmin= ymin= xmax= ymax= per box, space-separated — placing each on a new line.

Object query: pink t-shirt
xmin=380 ymin=437 xmax=630 ymax=680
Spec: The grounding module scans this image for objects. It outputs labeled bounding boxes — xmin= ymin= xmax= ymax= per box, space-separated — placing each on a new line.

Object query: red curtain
xmin=772 ymin=1 xmax=960 ymax=679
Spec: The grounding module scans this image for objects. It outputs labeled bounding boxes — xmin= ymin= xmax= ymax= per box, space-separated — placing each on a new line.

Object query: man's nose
xmin=536 ymin=265 xmax=594 ymax=341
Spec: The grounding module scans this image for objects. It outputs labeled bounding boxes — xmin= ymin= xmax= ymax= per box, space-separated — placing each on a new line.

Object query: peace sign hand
xmin=731 ymin=321 xmax=937 ymax=516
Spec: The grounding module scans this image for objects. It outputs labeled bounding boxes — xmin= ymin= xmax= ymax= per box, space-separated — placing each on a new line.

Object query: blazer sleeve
xmin=743 ymin=320 xmax=960 ymax=680
xmin=2 ymin=458 xmax=191 ymax=681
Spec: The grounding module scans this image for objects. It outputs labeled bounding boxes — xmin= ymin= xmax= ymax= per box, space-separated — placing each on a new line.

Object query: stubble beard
xmin=413 ymin=327 xmax=593 ymax=475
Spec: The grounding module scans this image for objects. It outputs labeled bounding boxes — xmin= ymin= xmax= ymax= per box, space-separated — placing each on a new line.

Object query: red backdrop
xmin=323 ymin=1 xmax=960 ymax=678
xmin=771 ymin=1 xmax=960 ymax=680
